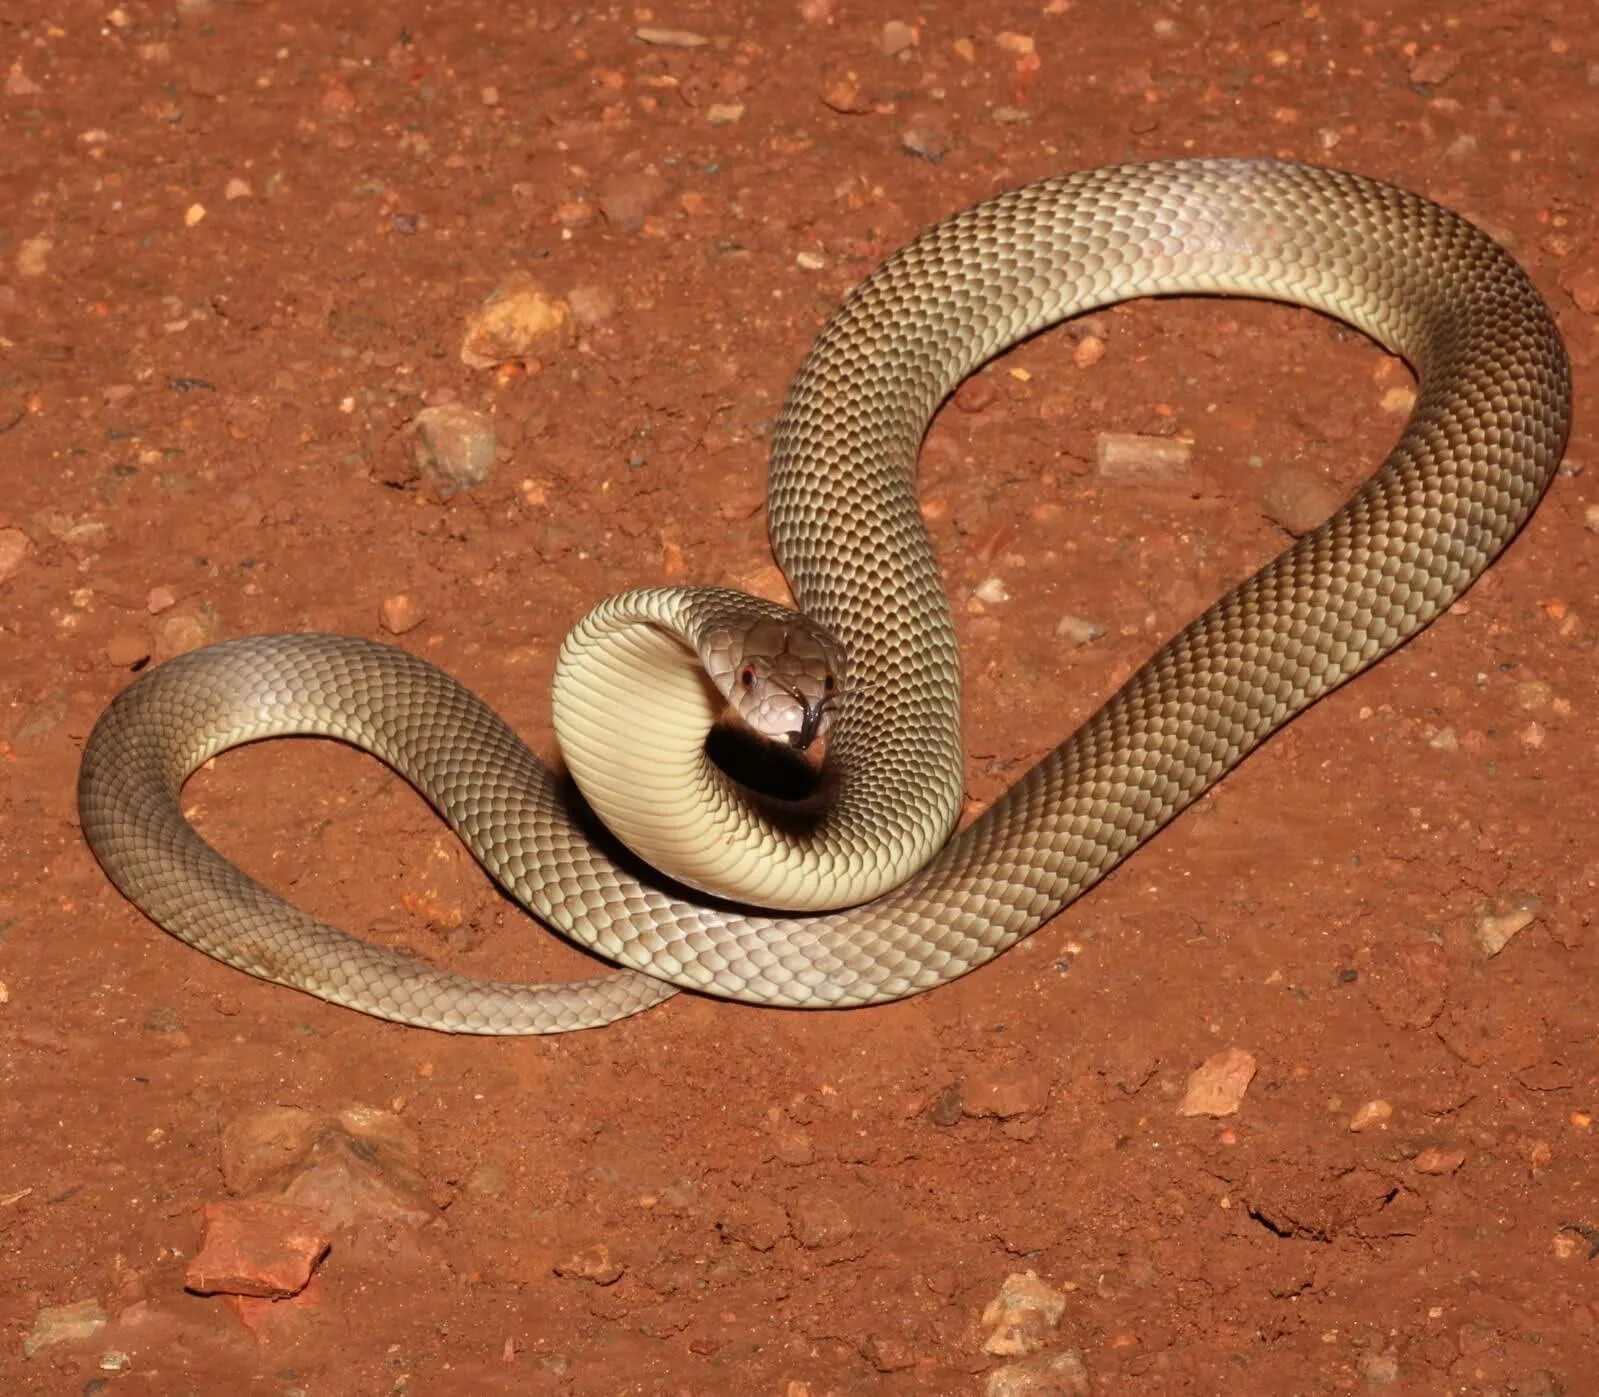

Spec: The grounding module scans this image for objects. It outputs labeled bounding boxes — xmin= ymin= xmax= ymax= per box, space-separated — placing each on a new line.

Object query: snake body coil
xmin=78 ymin=160 xmax=1571 ymax=1033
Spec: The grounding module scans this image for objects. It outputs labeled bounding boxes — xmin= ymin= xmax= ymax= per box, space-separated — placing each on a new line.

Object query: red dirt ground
xmin=4 ymin=1 xmax=1597 ymax=1392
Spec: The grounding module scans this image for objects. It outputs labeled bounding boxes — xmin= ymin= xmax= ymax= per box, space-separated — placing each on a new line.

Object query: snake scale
xmin=78 ymin=159 xmax=1571 ymax=1033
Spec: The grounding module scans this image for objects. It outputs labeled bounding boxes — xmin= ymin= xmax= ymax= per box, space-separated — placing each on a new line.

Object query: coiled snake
xmin=78 ymin=160 xmax=1571 ymax=1033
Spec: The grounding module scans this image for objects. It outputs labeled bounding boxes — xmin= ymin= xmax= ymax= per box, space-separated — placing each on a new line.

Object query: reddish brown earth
xmin=3 ymin=1 xmax=1598 ymax=1392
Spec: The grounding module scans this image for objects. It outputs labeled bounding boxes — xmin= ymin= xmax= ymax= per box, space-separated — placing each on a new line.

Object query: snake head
xmin=711 ymin=615 xmax=840 ymax=758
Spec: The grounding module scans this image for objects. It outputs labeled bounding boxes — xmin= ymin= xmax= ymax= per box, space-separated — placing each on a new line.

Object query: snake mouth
xmin=783 ymin=683 xmax=832 ymax=752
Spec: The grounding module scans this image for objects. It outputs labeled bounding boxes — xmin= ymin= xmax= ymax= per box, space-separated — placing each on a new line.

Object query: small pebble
xmin=597 ymin=170 xmax=668 ymax=232
xmin=145 ymin=584 xmax=178 ymax=614
xmin=1359 ymin=1351 xmax=1402 ymax=1386
xmin=1474 ymin=891 xmax=1541 ymax=957
xmin=566 ymin=283 xmax=616 ymax=326
xmin=224 ymin=177 xmax=252 ymax=200
xmin=1054 ymin=614 xmax=1104 ymax=647
xmin=788 ymin=1194 xmax=854 ymax=1249
xmin=863 ymin=1335 xmax=916 ymax=1372
xmin=961 ymin=1064 xmax=1054 ymax=1119
xmin=185 ymin=1199 xmax=330 ymax=1298
xmin=460 ymin=272 xmax=569 ymax=369
xmin=980 ymin=1271 xmax=1067 ymax=1357
xmin=1379 ymin=385 xmax=1417 ymax=414
xmin=974 ymin=576 xmax=1010 ymax=605
xmin=1409 ymin=47 xmax=1459 ymax=86
xmin=1177 ymin=1046 xmax=1257 ymax=1118
xmin=105 ymin=630 xmax=150 ymax=668
xmin=154 ymin=602 xmax=221 ymax=660
xmin=16 ymin=236 xmax=52 ymax=278
xmin=1096 ymin=432 xmax=1191 ymax=480
xmin=901 ymin=116 xmax=950 ymax=161
xmin=1261 ymin=463 xmax=1341 ymax=536
xmin=413 ymin=404 xmax=497 ymax=488
xmin=1582 ymin=503 xmax=1599 ymax=533
xmin=380 ymin=594 xmax=425 ymax=634
xmin=554 ymin=1243 xmax=625 ymax=1285
xmin=0 ymin=526 xmax=32 ymax=583
xmin=1412 ymin=1146 xmax=1467 ymax=1175
xmin=1349 ymin=1098 xmax=1393 ymax=1132
xmin=23 ymin=1298 xmax=108 ymax=1357
xmin=634 ymin=26 xmax=708 ymax=47
xmin=821 ymin=78 xmax=872 ymax=114
xmin=985 ymin=1350 xmax=1090 ymax=1397
xmin=880 ymin=20 xmax=918 ymax=55
xmin=1072 ymin=334 xmax=1105 ymax=368
xmin=1513 ymin=679 xmax=1552 ymax=710
xmin=706 ymin=102 xmax=744 ymax=125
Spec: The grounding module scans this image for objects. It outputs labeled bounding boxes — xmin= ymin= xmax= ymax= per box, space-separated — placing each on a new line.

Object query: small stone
xmin=1474 ymin=892 xmax=1541 ymax=957
xmin=460 ymin=272 xmax=570 ymax=369
xmin=925 ymin=1082 xmax=964 ymax=1127
xmin=185 ymin=1199 xmax=330 ymax=1298
xmin=768 ymin=1122 xmax=815 ymax=1166
xmin=1513 ymin=679 xmax=1552 ymax=710
xmin=901 ymin=115 xmax=950 ymax=161
xmin=1177 ymin=1046 xmax=1257 ymax=1118
xmin=1054 ymin=614 xmax=1104 ymax=647
xmin=413 ymin=404 xmax=497 ymax=489
xmin=554 ymin=1243 xmax=624 ymax=1285
xmin=1095 ymin=432 xmax=1192 ymax=480
xmin=1379 ymin=385 xmax=1417 ymax=414
xmin=597 ymin=169 xmax=668 ymax=233
xmin=5 ymin=62 xmax=43 ymax=96
xmin=145 ymin=584 xmax=178 ymax=614
xmin=789 ymin=1194 xmax=854 ymax=1249
xmin=16 ymin=236 xmax=52 ymax=278
xmin=105 ymin=630 xmax=150 ymax=669
xmin=1360 ymin=1351 xmax=1402 ymax=1386
xmin=1408 ymin=47 xmax=1459 ymax=86
xmin=223 ymin=177 xmax=252 ymax=200
xmin=795 ymin=250 xmax=826 ymax=271
xmin=985 ymin=1349 xmax=1091 ymax=1396
xmin=154 ymin=601 xmax=221 ymax=661
xmin=995 ymin=31 xmax=1036 ymax=55
xmin=1261 ymin=463 xmax=1342 ymax=536
xmin=380 ymin=594 xmax=424 ymax=635
xmin=706 ymin=102 xmax=744 ymax=125
xmin=220 ymin=1105 xmax=436 ymax=1230
xmin=718 ymin=1194 xmax=789 ymax=1251
xmin=23 ymin=1298 xmax=108 ymax=1358
xmin=634 ymin=25 xmax=708 ymax=47
xmin=1072 ymin=334 xmax=1105 ymax=368
xmin=974 ymin=576 xmax=1010 ymax=605
xmin=0 ymin=526 xmax=31 ymax=582
xmin=566 ymin=283 xmax=616 ymax=326
xmin=1412 ymin=1146 xmax=1467 ymax=1175
xmin=880 ymin=20 xmax=918 ymax=55
xmin=980 ymin=1270 xmax=1067 ymax=1357
xmin=821 ymin=78 xmax=872 ymax=114
xmin=1349 ymin=1099 xmax=1393 ymax=1132
xmin=962 ymin=1065 xmax=1054 ymax=1120
xmin=1566 ymin=262 xmax=1599 ymax=316
xmin=954 ymin=376 xmax=999 ymax=413
xmin=863 ymin=1335 xmax=916 ymax=1372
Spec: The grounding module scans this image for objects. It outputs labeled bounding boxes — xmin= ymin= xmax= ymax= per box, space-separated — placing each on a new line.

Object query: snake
xmin=77 ymin=159 xmax=1571 ymax=1034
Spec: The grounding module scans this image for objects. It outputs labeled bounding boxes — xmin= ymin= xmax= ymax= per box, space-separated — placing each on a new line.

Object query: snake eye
xmin=739 ymin=665 xmax=756 ymax=689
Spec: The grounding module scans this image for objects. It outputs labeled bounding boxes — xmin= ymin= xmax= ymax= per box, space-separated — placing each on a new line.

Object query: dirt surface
xmin=3 ymin=1 xmax=1597 ymax=1391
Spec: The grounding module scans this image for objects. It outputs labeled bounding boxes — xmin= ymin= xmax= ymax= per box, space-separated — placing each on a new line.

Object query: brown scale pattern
xmin=79 ymin=160 xmax=1569 ymax=1032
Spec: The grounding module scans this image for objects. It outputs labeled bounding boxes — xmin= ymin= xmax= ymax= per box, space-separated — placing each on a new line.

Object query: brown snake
xmin=78 ymin=159 xmax=1571 ymax=1033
